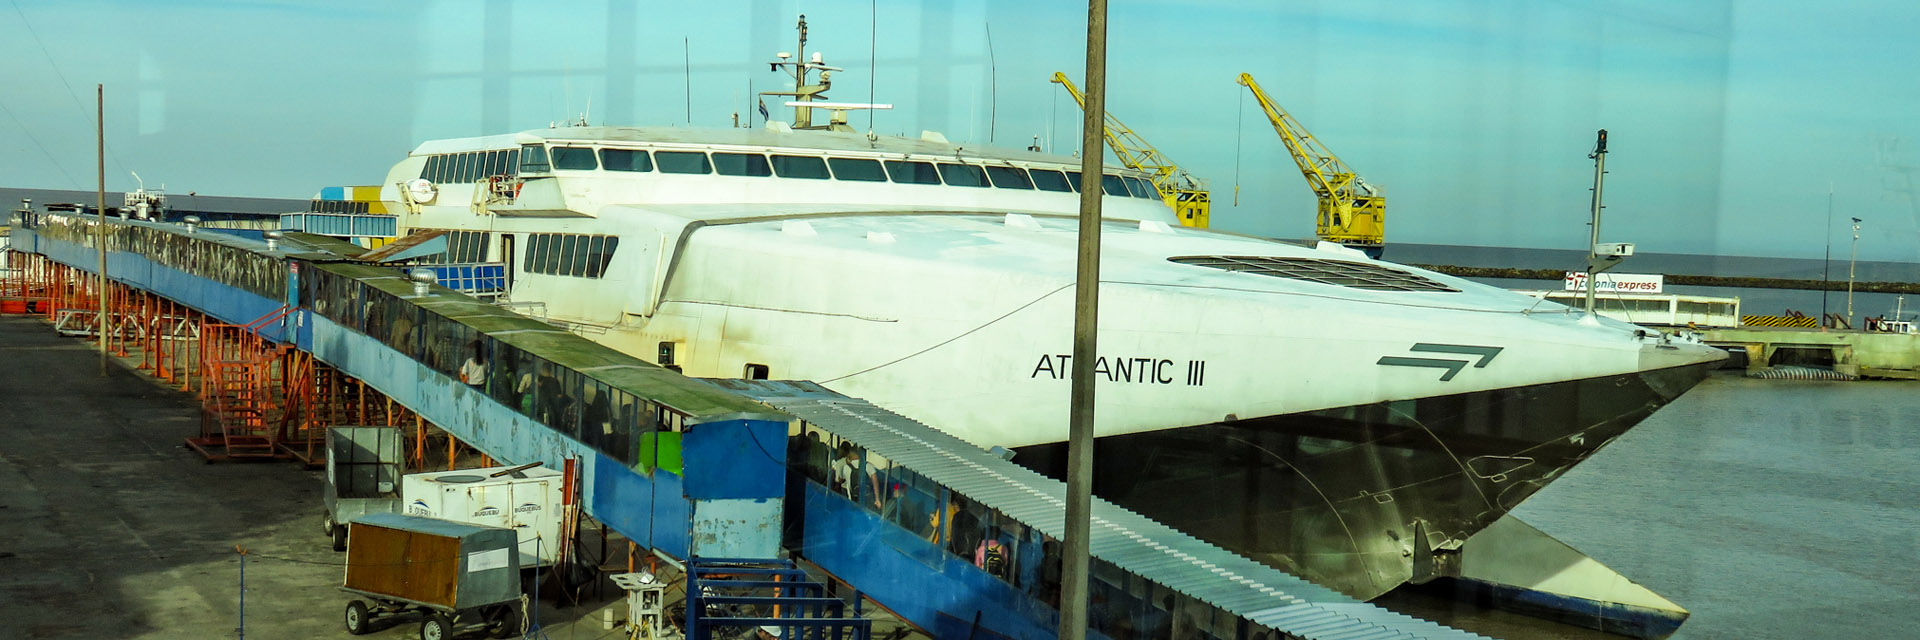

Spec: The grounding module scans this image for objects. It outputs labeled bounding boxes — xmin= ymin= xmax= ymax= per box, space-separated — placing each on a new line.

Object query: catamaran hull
xmin=1017 ymin=359 xmax=1718 ymax=600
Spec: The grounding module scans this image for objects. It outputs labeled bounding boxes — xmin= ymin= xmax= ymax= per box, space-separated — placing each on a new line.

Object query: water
xmin=1451 ymin=373 xmax=1920 ymax=638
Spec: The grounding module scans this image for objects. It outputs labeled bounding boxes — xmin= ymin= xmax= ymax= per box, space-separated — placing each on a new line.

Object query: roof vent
xmin=782 ymin=220 xmax=818 ymax=237
xmin=1003 ymin=213 xmax=1043 ymax=230
xmin=1169 ymin=256 xmax=1459 ymax=292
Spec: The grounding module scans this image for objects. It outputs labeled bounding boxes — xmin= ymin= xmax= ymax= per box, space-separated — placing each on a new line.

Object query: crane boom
xmin=1236 ymin=72 xmax=1384 ymax=256
xmin=1051 ymin=72 xmax=1211 ymax=228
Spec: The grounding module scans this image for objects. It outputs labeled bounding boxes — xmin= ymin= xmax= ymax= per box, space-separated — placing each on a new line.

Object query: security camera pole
xmin=1583 ymin=129 xmax=1632 ymax=315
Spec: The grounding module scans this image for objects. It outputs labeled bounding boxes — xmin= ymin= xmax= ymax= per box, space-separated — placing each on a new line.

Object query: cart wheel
xmin=487 ymin=602 xmax=521 ymax=639
xmin=331 ymin=525 xmax=349 ymax=552
xmin=344 ymin=599 xmax=372 ymax=635
xmin=420 ymin=612 xmax=453 ymax=640
xmin=322 ymin=515 xmax=335 ymax=537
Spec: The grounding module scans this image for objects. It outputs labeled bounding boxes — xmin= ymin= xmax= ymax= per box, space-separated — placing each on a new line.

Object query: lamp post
xmin=1847 ymin=217 xmax=1861 ymax=325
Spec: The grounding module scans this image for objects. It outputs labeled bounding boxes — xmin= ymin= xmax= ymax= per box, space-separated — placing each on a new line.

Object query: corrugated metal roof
xmin=710 ymin=380 xmax=1489 ymax=640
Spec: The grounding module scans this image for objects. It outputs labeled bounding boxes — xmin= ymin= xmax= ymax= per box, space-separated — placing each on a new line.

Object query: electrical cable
xmin=0 ymin=98 xmax=82 ymax=188
xmin=9 ymin=0 xmax=130 ymax=176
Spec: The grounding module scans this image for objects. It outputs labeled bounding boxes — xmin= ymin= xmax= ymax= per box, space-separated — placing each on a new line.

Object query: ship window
xmin=449 ymin=153 xmax=467 ymax=182
xmin=1064 ymin=171 xmax=1085 ymax=192
xmin=583 ymin=236 xmax=606 ymax=277
xmin=598 ymin=237 xmax=618 ymax=275
xmin=570 ymin=235 xmax=593 ymax=275
xmin=770 ymin=155 xmax=830 ymax=179
xmin=712 ymin=152 xmax=773 ymax=177
xmin=543 ymin=234 xmax=565 ymax=274
xmin=985 ymin=166 xmax=1033 ymax=189
xmin=937 ymin=163 xmax=989 ymax=188
xmin=1028 ymin=169 xmax=1072 ymax=192
xmin=1101 ymin=174 xmax=1129 ymax=196
xmin=655 ymin=151 xmax=713 ymax=174
xmin=1167 ymin=256 xmax=1461 ymax=292
xmin=559 ymin=235 xmax=580 ymax=275
xmin=422 ymin=155 xmax=443 ymax=183
xmin=601 ymin=148 xmax=653 ymax=172
xmin=827 ymin=157 xmax=886 ymax=182
xmin=464 ymin=152 xmax=482 ymax=181
xmin=1123 ymin=176 xmax=1155 ymax=199
xmin=524 ymin=234 xmax=544 ymax=272
xmin=744 ymin=363 xmax=770 ymax=380
xmin=488 ymin=150 xmax=508 ymax=177
xmin=884 ymin=160 xmax=942 ymax=185
xmin=520 ymin=144 xmax=551 ymax=173
xmin=551 ymin=147 xmax=599 ymax=170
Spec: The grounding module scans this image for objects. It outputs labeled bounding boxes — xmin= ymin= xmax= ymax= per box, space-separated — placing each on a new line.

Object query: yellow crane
xmin=1236 ymin=72 xmax=1384 ymax=256
xmin=1051 ymin=72 xmax=1211 ymax=228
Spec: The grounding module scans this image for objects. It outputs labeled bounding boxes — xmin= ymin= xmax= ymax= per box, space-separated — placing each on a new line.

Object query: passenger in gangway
xmin=830 ymin=442 xmax=880 ymax=510
xmin=459 ymin=341 xmax=487 ymax=386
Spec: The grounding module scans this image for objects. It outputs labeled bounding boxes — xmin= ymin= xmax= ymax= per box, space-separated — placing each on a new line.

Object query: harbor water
xmin=1387 ymin=372 xmax=1920 ymax=638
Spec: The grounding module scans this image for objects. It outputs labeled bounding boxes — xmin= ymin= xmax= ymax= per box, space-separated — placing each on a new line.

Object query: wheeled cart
xmin=339 ymin=513 xmax=524 ymax=639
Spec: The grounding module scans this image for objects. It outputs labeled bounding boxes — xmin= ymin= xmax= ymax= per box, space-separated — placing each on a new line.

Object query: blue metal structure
xmin=6 ymin=209 xmax=1486 ymax=640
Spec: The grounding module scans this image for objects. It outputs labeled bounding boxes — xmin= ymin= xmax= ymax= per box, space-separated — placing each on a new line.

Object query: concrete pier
xmin=1699 ymin=326 xmax=1920 ymax=379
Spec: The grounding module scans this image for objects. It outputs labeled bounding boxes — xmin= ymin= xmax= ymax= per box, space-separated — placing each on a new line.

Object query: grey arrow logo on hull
xmin=1378 ymin=343 xmax=1504 ymax=381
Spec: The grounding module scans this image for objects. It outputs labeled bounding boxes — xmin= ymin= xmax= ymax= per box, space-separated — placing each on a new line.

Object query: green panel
xmin=638 ymin=432 xmax=684 ymax=476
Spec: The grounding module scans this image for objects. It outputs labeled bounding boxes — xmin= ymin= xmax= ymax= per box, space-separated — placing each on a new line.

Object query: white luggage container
xmin=402 ymin=464 xmax=563 ymax=568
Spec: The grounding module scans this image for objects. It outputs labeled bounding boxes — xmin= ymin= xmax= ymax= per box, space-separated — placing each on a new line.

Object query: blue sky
xmin=4 ymin=0 xmax=1919 ymax=261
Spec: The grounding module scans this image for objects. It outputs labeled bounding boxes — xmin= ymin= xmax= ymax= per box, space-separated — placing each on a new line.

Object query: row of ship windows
xmin=531 ymin=145 xmax=1166 ymax=199
xmin=421 ymin=149 xmax=520 ymax=184
xmin=524 ymin=233 xmax=620 ymax=278
xmin=419 ymin=144 xmax=1164 ymax=200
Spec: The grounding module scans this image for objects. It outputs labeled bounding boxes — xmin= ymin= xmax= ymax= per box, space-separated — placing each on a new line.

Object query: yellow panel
xmin=349 ymin=186 xmax=382 ymax=201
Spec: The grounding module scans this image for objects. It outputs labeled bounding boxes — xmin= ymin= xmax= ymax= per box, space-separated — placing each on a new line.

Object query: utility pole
xmin=1848 ymin=217 xmax=1862 ymax=324
xmin=97 ymin=83 xmax=108 ymax=376
xmin=1060 ymin=1 xmax=1108 ymax=639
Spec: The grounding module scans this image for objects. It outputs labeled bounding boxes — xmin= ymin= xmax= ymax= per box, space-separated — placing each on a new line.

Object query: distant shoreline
xmin=1414 ymin=264 xmax=1920 ymax=295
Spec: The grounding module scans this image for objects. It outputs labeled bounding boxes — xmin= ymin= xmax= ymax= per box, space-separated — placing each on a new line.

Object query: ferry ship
xmin=331 ymin=43 xmax=1725 ymax=601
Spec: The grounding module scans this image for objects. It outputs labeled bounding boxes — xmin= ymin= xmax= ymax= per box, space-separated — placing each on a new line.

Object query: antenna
xmin=986 ymin=21 xmax=997 ymax=144
xmin=131 ymin=170 xmax=144 ymax=192
xmin=582 ymin=94 xmax=592 ymax=126
xmin=683 ymin=37 xmax=692 ymax=125
xmin=869 ymin=0 xmax=877 ymax=131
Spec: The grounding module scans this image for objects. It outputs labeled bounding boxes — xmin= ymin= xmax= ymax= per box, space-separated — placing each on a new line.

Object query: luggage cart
xmin=339 ymin=513 xmax=525 ymax=639
xmin=321 ymin=426 xmax=403 ymax=551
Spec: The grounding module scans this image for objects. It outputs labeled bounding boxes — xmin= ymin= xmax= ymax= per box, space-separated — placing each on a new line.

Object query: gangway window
xmin=601 ymin=148 xmax=653 ymax=172
xmin=1028 ymin=169 xmax=1073 ymax=192
xmin=656 ymin=151 xmax=713 ymax=174
xmin=827 ymin=157 xmax=887 ymax=182
xmin=712 ymin=152 xmax=774 ymax=177
xmin=770 ymin=154 xmax=831 ymax=179
xmin=936 ymin=163 xmax=989 ymax=188
xmin=551 ymin=147 xmax=599 ymax=170
xmin=883 ymin=160 xmax=942 ymax=185
xmin=985 ymin=166 xmax=1034 ymax=189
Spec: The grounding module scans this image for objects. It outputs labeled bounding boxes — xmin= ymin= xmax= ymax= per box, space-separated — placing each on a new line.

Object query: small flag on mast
xmin=757 ymin=99 xmax=770 ymax=121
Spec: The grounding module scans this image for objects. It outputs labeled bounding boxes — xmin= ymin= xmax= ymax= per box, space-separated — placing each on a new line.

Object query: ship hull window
xmin=713 ymin=152 xmax=773 ymax=177
xmin=601 ymin=148 xmax=653 ymax=172
xmin=1028 ymin=169 xmax=1073 ymax=192
xmin=770 ymin=154 xmax=830 ymax=179
xmin=827 ymin=157 xmax=887 ymax=182
xmin=519 ymin=144 xmax=551 ymax=173
xmin=551 ymin=147 xmax=599 ymax=170
xmin=1065 ymin=171 xmax=1085 ymax=192
xmin=937 ymin=163 xmax=990 ymax=188
xmin=985 ymin=166 xmax=1034 ymax=189
xmin=884 ymin=160 xmax=942 ymax=185
xmin=1101 ymin=174 xmax=1130 ymax=196
xmin=656 ymin=151 xmax=714 ymax=174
